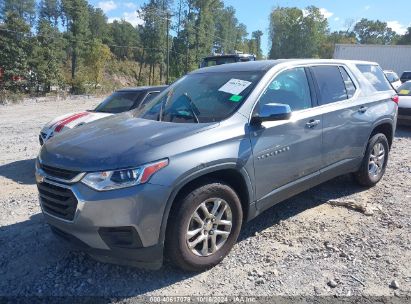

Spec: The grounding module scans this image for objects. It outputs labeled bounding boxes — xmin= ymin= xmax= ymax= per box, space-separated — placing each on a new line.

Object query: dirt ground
xmin=0 ymin=96 xmax=410 ymax=301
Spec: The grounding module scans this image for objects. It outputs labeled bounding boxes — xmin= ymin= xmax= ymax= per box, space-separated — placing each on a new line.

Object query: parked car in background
xmin=397 ymin=81 xmax=411 ymax=125
xmin=384 ymin=70 xmax=402 ymax=91
xmin=400 ymin=71 xmax=411 ymax=83
xmin=39 ymin=86 xmax=167 ymax=145
xmin=200 ymin=52 xmax=256 ymax=68
xmin=36 ymin=59 xmax=397 ymax=271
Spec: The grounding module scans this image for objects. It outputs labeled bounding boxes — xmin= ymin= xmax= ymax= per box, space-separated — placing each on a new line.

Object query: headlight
xmin=81 ymin=159 xmax=168 ymax=191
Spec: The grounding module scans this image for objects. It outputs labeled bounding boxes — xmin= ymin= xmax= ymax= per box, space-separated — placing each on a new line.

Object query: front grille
xmin=398 ymin=107 xmax=411 ymax=116
xmin=38 ymin=182 xmax=78 ymax=220
xmin=40 ymin=164 xmax=80 ymax=181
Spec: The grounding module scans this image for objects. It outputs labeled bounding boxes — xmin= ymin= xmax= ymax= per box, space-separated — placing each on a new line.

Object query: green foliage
xmin=268 ymin=6 xmax=329 ymax=59
xmin=1 ymin=0 xmax=36 ymax=25
xmin=31 ymin=20 xmax=65 ymax=92
xmin=84 ymin=39 xmax=112 ymax=89
xmin=0 ymin=12 xmax=31 ymax=92
xmin=353 ymin=19 xmax=397 ymax=45
xmin=61 ymin=0 xmax=90 ymax=91
xmin=397 ymin=27 xmax=411 ymax=45
xmin=321 ymin=31 xmax=356 ymax=58
xmin=109 ymin=20 xmax=139 ymax=59
xmin=2 ymin=0 xmax=411 ymax=100
xmin=38 ymin=0 xmax=60 ymax=26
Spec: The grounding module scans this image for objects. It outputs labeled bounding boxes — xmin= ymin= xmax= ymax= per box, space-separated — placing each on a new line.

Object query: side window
xmin=311 ymin=66 xmax=347 ymax=105
xmin=339 ymin=67 xmax=356 ymax=99
xmin=258 ymin=67 xmax=312 ymax=111
xmin=356 ymin=64 xmax=392 ymax=91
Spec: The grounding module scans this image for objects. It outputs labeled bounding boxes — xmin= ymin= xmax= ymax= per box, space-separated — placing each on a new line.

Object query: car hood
xmin=42 ymin=111 xmax=113 ymax=133
xmin=39 ymin=112 xmax=218 ymax=172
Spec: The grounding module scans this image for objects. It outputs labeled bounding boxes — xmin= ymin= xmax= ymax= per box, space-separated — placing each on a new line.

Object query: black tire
xmin=354 ymin=133 xmax=389 ymax=187
xmin=165 ymin=181 xmax=243 ymax=272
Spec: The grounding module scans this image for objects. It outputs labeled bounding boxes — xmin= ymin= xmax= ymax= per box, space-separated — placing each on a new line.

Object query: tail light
xmin=392 ymin=95 xmax=399 ymax=104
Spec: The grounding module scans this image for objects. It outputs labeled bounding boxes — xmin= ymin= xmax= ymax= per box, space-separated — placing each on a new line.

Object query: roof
xmin=203 ymin=53 xmax=255 ymax=59
xmin=335 ymin=43 xmax=411 ymax=49
xmin=190 ymin=59 xmax=379 ymax=74
xmin=191 ymin=60 xmax=285 ymax=73
xmin=116 ymin=85 xmax=168 ymax=92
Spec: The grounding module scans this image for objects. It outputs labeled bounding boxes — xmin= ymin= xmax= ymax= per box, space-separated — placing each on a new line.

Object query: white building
xmin=333 ymin=44 xmax=411 ymax=76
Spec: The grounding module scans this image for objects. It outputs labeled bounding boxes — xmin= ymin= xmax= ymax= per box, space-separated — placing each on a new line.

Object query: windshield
xmin=385 ymin=72 xmax=399 ymax=83
xmin=135 ymin=71 xmax=263 ymax=123
xmin=94 ymin=91 xmax=140 ymax=113
xmin=398 ymin=82 xmax=411 ymax=96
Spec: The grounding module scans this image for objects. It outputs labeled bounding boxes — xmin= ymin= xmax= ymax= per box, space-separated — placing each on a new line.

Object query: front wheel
xmin=354 ymin=133 xmax=389 ymax=187
xmin=166 ymin=181 xmax=243 ymax=271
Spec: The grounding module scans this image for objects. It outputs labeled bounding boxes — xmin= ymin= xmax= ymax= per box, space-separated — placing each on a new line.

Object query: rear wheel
xmin=354 ymin=133 xmax=389 ymax=186
xmin=166 ymin=181 xmax=243 ymax=271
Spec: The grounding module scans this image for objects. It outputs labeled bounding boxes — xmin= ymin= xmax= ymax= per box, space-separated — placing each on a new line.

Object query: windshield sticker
xmin=218 ymin=79 xmax=252 ymax=95
xmin=399 ymin=89 xmax=410 ymax=95
xmin=229 ymin=95 xmax=243 ymax=102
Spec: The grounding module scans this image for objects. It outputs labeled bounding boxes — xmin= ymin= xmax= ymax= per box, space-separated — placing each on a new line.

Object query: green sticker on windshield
xmin=229 ymin=95 xmax=243 ymax=102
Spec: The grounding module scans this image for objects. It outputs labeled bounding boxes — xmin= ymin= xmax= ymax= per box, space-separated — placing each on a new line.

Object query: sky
xmin=90 ymin=0 xmax=411 ymax=55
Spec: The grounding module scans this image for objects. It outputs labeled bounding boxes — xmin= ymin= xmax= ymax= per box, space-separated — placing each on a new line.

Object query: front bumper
xmin=37 ymin=177 xmax=172 ymax=269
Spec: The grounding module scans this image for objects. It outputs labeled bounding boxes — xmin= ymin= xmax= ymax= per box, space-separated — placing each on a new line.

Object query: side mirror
xmin=251 ymin=103 xmax=291 ymax=124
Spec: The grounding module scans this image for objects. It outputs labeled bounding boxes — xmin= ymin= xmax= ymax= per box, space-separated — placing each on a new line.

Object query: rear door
xmin=310 ymin=65 xmax=369 ymax=171
xmin=310 ymin=64 xmax=393 ymax=173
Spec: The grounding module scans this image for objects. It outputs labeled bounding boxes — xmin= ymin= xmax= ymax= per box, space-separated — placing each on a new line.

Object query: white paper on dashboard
xmin=218 ymin=79 xmax=252 ymax=95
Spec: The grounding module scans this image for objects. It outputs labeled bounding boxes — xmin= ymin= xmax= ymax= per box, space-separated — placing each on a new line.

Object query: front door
xmin=250 ymin=67 xmax=323 ymax=204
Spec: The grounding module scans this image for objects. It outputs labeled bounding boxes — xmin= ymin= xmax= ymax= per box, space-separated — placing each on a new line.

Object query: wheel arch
xmin=368 ymin=119 xmax=394 ymax=149
xmin=158 ymin=164 xmax=254 ymax=246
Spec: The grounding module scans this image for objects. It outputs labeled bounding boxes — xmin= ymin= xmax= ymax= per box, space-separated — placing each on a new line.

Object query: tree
xmin=302 ymin=6 xmax=329 ymax=58
xmin=1 ymin=0 xmax=36 ymax=25
xmin=84 ymin=39 xmax=111 ymax=89
xmin=140 ymin=0 xmax=171 ymax=84
xmin=31 ymin=16 xmax=65 ymax=92
xmin=88 ymin=5 xmax=109 ymax=41
xmin=109 ymin=20 xmax=139 ymax=59
xmin=268 ymin=6 xmax=329 ymax=59
xmin=319 ymin=30 xmax=356 ymax=58
xmin=251 ymin=30 xmax=263 ymax=59
xmin=397 ymin=27 xmax=411 ymax=45
xmin=0 ymin=12 xmax=31 ymax=92
xmin=38 ymin=0 xmax=60 ymax=26
xmin=61 ymin=0 xmax=90 ymax=91
xmin=353 ymin=19 xmax=397 ymax=45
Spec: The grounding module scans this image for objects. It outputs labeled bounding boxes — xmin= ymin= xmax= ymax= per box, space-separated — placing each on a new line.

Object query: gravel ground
xmin=0 ymin=96 xmax=410 ymax=301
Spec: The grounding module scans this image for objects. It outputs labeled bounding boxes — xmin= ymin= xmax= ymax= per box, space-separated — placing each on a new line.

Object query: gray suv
xmin=35 ymin=59 xmax=397 ymax=271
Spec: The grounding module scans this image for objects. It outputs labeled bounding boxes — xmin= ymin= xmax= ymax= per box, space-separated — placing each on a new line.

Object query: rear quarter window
xmin=356 ymin=64 xmax=392 ymax=91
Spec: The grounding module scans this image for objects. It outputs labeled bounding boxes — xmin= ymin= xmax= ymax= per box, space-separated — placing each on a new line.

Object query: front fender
xmin=157 ymin=162 xmax=255 ymax=246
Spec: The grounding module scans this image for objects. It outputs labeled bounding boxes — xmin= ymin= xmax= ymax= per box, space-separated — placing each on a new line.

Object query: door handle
xmin=358 ymin=106 xmax=368 ymax=113
xmin=306 ymin=119 xmax=320 ymax=128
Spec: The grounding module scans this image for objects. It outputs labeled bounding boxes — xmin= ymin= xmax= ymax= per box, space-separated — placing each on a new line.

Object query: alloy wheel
xmin=186 ymin=198 xmax=233 ymax=257
xmin=368 ymin=142 xmax=385 ymax=177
